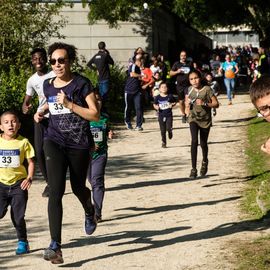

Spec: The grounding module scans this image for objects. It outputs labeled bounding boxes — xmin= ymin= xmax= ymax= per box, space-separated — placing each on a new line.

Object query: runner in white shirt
xmin=22 ymin=48 xmax=55 ymax=197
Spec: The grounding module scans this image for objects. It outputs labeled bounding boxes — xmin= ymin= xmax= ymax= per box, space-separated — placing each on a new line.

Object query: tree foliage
xmin=0 ymin=0 xmax=66 ymax=72
xmin=84 ymin=0 xmax=270 ymax=45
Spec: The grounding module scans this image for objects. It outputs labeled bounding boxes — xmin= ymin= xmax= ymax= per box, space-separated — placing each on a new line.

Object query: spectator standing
xmin=124 ymin=57 xmax=144 ymax=131
xmin=87 ymin=41 xmax=114 ymax=101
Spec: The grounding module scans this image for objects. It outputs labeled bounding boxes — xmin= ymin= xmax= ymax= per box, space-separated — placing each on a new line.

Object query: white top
xmin=26 ymin=71 xmax=55 ymax=117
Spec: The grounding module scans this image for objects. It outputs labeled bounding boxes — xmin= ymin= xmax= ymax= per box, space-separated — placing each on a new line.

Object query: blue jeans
xmin=98 ymin=80 xmax=109 ymax=101
xmin=124 ymin=92 xmax=143 ymax=128
xmin=224 ymin=78 xmax=235 ymax=101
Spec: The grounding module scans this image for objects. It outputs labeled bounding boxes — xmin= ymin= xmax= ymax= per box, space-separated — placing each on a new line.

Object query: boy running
xmin=0 ymin=111 xmax=35 ymax=255
xmin=153 ymin=82 xmax=176 ymax=148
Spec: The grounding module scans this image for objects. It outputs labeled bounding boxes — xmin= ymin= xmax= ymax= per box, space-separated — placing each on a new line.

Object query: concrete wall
xmin=49 ymin=4 xmax=150 ymax=67
xmin=49 ymin=4 xmax=212 ymax=67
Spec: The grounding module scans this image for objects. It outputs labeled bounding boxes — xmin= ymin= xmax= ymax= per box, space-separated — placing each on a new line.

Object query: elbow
xmin=92 ymin=110 xmax=100 ymax=121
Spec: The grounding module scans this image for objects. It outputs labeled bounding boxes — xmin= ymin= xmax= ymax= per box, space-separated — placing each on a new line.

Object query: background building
xmin=49 ymin=3 xmax=212 ymax=66
xmin=205 ymin=27 xmax=259 ymax=48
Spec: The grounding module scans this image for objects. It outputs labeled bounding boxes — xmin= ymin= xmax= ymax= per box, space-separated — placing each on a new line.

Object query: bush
xmin=83 ymin=63 xmax=127 ymax=122
xmin=0 ymin=65 xmax=35 ymax=143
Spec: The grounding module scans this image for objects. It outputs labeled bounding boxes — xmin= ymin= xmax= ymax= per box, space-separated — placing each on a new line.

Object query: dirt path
xmin=1 ymin=93 xmax=269 ymax=270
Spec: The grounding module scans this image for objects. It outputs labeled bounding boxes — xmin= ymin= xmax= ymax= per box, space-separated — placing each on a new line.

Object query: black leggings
xmin=34 ymin=119 xmax=48 ymax=182
xmin=189 ymin=122 xmax=210 ymax=169
xmin=158 ymin=115 xmax=173 ymax=144
xmin=44 ymin=139 xmax=94 ymax=244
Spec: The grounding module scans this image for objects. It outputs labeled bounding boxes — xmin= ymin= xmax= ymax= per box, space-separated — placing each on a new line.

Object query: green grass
xmin=233 ymin=113 xmax=270 ymax=269
xmin=242 ymin=115 xmax=270 ymax=218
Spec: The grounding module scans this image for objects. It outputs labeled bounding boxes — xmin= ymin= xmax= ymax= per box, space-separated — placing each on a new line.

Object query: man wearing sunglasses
xmin=22 ymin=48 xmax=55 ymax=198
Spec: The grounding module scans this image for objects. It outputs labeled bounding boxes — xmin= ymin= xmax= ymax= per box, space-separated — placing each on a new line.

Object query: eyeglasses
xmin=49 ymin=57 xmax=67 ymax=65
xmin=257 ymin=104 xmax=270 ymax=117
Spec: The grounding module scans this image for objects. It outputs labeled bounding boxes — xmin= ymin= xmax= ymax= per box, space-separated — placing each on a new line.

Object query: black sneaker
xmin=189 ymin=168 xmax=197 ymax=179
xmin=42 ymin=185 xmax=50 ymax=198
xmin=182 ymin=114 xmax=187 ymax=123
xmin=200 ymin=160 xmax=208 ymax=176
xmin=161 ymin=142 xmax=166 ymax=148
xmin=85 ymin=213 xmax=97 ymax=235
xmin=168 ymin=131 xmax=173 ymax=139
xmin=43 ymin=240 xmax=63 ymax=264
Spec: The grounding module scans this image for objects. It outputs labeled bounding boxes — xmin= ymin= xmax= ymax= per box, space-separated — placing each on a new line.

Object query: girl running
xmin=185 ymin=70 xmax=219 ymax=179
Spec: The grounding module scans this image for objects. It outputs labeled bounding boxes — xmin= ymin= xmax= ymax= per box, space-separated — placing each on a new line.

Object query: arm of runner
xmin=22 ymin=95 xmax=33 ymax=114
xmin=58 ymin=90 xmax=99 ymax=121
xmin=20 ymin=157 xmax=34 ymax=190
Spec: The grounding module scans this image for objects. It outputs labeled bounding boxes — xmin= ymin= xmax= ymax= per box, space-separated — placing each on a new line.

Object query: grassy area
xmin=234 ymin=113 xmax=270 ymax=269
xmin=242 ymin=115 xmax=270 ymax=218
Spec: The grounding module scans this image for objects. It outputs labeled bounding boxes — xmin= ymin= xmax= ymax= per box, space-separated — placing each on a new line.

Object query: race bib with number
xmin=48 ymin=96 xmax=72 ymax=115
xmin=180 ymin=67 xmax=190 ymax=74
xmin=91 ymin=127 xmax=103 ymax=142
xmin=0 ymin=149 xmax=20 ymax=168
xmin=159 ymin=101 xmax=171 ymax=110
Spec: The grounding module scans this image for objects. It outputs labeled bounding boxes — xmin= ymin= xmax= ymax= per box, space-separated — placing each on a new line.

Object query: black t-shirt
xmin=154 ymin=94 xmax=176 ymax=117
xmin=124 ymin=64 xmax=141 ymax=94
xmin=44 ymin=73 xmax=94 ymax=149
xmin=171 ymin=61 xmax=193 ymax=91
xmin=87 ymin=50 xmax=114 ymax=81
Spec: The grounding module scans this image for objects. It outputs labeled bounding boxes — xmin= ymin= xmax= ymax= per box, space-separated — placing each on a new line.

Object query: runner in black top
xmin=35 ymin=42 xmax=99 ymax=264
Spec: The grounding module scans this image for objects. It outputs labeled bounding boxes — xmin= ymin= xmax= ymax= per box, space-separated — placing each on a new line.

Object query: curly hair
xmin=48 ymin=42 xmax=77 ymax=62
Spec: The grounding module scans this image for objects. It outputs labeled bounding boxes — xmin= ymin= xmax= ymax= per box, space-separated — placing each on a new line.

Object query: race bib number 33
xmin=0 ymin=149 xmax=20 ymax=168
xmin=48 ymin=96 xmax=72 ymax=115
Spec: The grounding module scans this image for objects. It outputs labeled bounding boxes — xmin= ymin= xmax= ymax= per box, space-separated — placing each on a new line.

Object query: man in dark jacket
xmin=87 ymin=41 xmax=114 ymax=101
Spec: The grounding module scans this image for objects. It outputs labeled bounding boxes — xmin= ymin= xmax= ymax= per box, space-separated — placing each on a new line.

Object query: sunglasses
xmin=49 ymin=57 xmax=67 ymax=65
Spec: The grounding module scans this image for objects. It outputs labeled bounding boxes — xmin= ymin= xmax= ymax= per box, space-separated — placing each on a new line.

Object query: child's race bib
xmin=159 ymin=101 xmax=170 ymax=110
xmin=91 ymin=127 xmax=103 ymax=142
xmin=0 ymin=149 xmax=20 ymax=168
xmin=48 ymin=96 xmax=72 ymax=115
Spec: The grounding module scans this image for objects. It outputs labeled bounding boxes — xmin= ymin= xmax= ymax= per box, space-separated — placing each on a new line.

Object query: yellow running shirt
xmin=0 ymin=135 xmax=35 ymax=185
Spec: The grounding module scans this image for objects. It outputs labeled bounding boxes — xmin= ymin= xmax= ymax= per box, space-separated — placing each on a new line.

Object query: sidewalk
xmin=1 ymin=93 xmax=268 ymax=270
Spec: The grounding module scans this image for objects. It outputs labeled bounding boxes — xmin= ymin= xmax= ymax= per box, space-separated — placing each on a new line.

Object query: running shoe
xmin=161 ymin=142 xmax=166 ymax=148
xmin=125 ymin=123 xmax=133 ymax=130
xmin=43 ymin=240 xmax=63 ymax=264
xmin=15 ymin=240 xmax=30 ymax=255
xmin=134 ymin=126 xmax=143 ymax=131
xmin=168 ymin=131 xmax=173 ymax=139
xmin=200 ymin=160 xmax=208 ymax=176
xmin=85 ymin=213 xmax=97 ymax=235
xmin=189 ymin=168 xmax=197 ymax=179
xmin=42 ymin=184 xmax=50 ymax=198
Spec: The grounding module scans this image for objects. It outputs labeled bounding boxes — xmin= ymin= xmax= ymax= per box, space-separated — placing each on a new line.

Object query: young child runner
xmin=88 ymin=91 xmax=113 ymax=223
xmin=0 ymin=111 xmax=35 ymax=255
xmin=185 ymin=70 xmax=219 ymax=178
xmin=250 ymin=76 xmax=270 ymax=153
xmin=153 ymin=82 xmax=176 ymax=148
xmin=204 ymin=72 xmax=221 ymax=116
